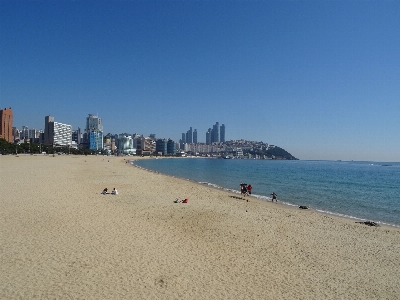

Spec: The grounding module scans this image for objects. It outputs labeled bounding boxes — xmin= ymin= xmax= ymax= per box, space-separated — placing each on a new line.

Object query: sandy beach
xmin=1 ymin=155 xmax=399 ymax=299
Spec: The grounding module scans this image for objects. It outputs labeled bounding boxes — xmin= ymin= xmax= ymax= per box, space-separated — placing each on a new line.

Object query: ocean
xmin=132 ymin=158 xmax=400 ymax=227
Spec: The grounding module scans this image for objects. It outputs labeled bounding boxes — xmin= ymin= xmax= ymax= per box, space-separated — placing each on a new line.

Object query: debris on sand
xmin=356 ymin=221 xmax=379 ymax=227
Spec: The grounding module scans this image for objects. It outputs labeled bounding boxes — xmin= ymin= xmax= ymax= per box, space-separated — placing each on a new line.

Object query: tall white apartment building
xmin=43 ymin=115 xmax=72 ymax=146
xmin=53 ymin=122 xmax=72 ymax=146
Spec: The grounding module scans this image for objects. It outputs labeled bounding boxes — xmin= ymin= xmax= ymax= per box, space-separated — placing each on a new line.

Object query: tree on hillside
xmin=245 ymin=146 xmax=297 ymax=160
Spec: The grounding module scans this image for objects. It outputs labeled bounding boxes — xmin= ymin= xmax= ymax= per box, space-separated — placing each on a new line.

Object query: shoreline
xmin=130 ymin=157 xmax=400 ymax=229
xmin=1 ymin=155 xmax=399 ymax=299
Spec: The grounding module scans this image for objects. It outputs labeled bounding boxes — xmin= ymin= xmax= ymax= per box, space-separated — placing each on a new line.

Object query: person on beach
xmin=102 ymin=188 xmax=108 ymax=195
xmin=247 ymin=184 xmax=252 ymax=195
xmin=271 ymin=192 xmax=277 ymax=202
xmin=111 ymin=188 xmax=118 ymax=195
xmin=240 ymin=183 xmax=248 ymax=196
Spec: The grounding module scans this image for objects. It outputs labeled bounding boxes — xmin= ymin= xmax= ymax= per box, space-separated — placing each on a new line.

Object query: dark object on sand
xmin=356 ymin=221 xmax=379 ymax=227
xmin=230 ymin=195 xmax=244 ymax=200
xmin=299 ymin=206 xmax=308 ymax=209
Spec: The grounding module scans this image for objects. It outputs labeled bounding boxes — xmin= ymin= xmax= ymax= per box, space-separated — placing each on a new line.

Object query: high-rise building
xmin=167 ymin=139 xmax=176 ymax=155
xmin=21 ymin=126 xmax=29 ymax=140
xmin=12 ymin=127 xmax=19 ymax=142
xmin=193 ymin=129 xmax=198 ymax=144
xmin=132 ymin=134 xmax=156 ymax=154
xmin=44 ymin=116 xmax=55 ymax=145
xmin=85 ymin=114 xmax=103 ymax=150
xmin=88 ymin=131 xmax=103 ymax=150
xmin=156 ymin=139 xmax=168 ymax=155
xmin=186 ymin=127 xmax=193 ymax=144
xmin=28 ymin=128 xmax=37 ymax=139
xmin=0 ymin=107 xmax=13 ymax=143
xmin=43 ymin=115 xmax=72 ymax=146
xmin=117 ymin=134 xmax=135 ymax=155
xmin=206 ymin=122 xmax=225 ymax=144
xmin=206 ymin=128 xmax=212 ymax=145
xmin=86 ymin=114 xmax=103 ymax=131
xmin=53 ymin=122 xmax=73 ymax=146
xmin=72 ymin=128 xmax=82 ymax=145
xmin=220 ymin=124 xmax=225 ymax=142
xmin=212 ymin=122 xmax=220 ymax=143
xmin=139 ymin=136 xmax=156 ymax=154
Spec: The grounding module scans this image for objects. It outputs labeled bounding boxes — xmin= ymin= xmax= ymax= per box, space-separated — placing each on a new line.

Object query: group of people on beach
xmin=174 ymin=198 xmax=188 ymax=203
xmin=239 ymin=183 xmax=277 ymax=202
xmin=101 ymin=188 xmax=118 ymax=195
xmin=240 ymin=183 xmax=252 ymax=196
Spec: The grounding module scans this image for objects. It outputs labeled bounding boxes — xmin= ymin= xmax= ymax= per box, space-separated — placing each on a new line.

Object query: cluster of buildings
xmin=11 ymin=113 xmax=161 ymax=155
xmin=2 ymin=107 xmax=242 ymax=156
xmin=2 ymin=107 xmax=281 ymax=159
xmin=180 ymin=122 xmax=225 ymax=147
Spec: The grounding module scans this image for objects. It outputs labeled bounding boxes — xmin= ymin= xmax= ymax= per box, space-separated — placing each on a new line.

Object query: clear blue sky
xmin=1 ymin=1 xmax=399 ymax=161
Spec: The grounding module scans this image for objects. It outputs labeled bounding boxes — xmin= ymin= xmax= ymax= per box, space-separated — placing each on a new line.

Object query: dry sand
xmin=1 ymin=155 xmax=399 ymax=299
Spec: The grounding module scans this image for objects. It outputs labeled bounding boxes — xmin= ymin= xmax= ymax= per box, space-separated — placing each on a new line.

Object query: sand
xmin=1 ymin=155 xmax=399 ymax=299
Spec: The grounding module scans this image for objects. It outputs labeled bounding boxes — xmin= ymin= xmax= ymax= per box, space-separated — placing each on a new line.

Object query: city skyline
xmin=1 ymin=1 xmax=399 ymax=161
xmin=11 ymin=113 xmax=227 ymax=145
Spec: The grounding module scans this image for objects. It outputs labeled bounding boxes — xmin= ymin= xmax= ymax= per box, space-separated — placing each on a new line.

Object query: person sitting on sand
xmin=182 ymin=198 xmax=188 ymax=203
xmin=102 ymin=188 xmax=108 ymax=195
xmin=111 ymin=188 xmax=118 ymax=195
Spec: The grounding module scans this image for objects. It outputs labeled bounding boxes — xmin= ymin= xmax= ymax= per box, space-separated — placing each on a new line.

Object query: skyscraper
xmin=206 ymin=122 xmax=225 ymax=144
xmin=86 ymin=114 xmax=103 ymax=132
xmin=186 ymin=127 xmax=193 ymax=144
xmin=193 ymin=129 xmax=197 ymax=144
xmin=0 ymin=107 xmax=13 ymax=143
xmin=206 ymin=128 xmax=212 ymax=145
xmin=220 ymin=124 xmax=225 ymax=142
xmin=44 ymin=116 xmax=55 ymax=145
xmin=212 ymin=122 xmax=220 ymax=143
xmin=85 ymin=114 xmax=103 ymax=150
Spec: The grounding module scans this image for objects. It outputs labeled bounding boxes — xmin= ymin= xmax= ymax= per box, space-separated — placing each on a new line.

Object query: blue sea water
xmin=133 ymin=158 xmax=400 ymax=227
